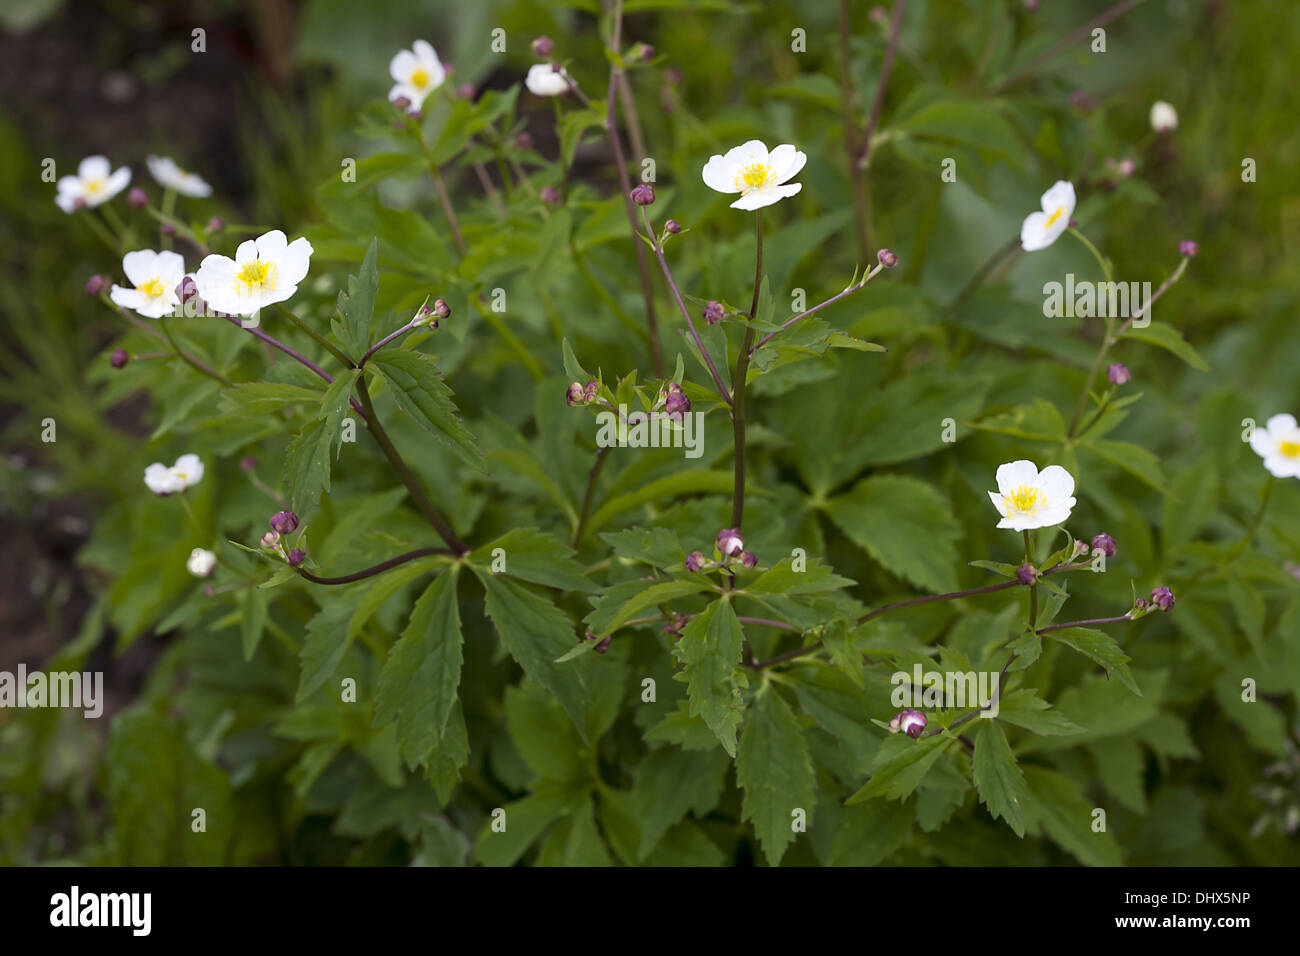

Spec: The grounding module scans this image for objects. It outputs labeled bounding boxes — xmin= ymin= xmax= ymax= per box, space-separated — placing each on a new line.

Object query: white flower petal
xmin=988 ymin=490 xmax=1009 ymax=517
xmin=702 ymin=155 xmax=740 ymax=193
xmin=995 ymin=460 xmax=1039 ymax=494
xmin=78 ymin=155 xmax=111 ymax=180
xmin=722 ymin=139 xmax=769 ymax=168
xmin=278 ymin=237 xmax=314 ymax=287
xmin=1265 ymin=413 xmax=1297 ymax=436
xmin=413 ymin=40 xmax=438 ymax=67
xmin=122 ymin=249 xmax=159 ymax=286
xmin=767 ymin=144 xmax=807 ymax=184
xmin=254 ymin=229 xmax=289 ymax=260
xmin=390 ymin=49 xmax=417 ymax=83
xmin=1036 ymin=464 xmax=1076 ymax=501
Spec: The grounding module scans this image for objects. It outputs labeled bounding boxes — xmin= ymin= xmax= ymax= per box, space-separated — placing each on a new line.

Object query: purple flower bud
xmin=594 ymin=635 xmax=611 ymax=653
xmin=665 ymin=219 xmax=682 ymax=234
xmin=740 ymin=551 xmax=757 ymax=569
xmin=664 ymin=389 xmax=691 ymax=419
xmin=890 ymin=709 xmax=927 ymax=738
xmin=161 ymin=221 xmax=176 ymax=236
xmin=1151 ymin=586 xmax=1175 ymax=611
xmin=539 ymin=186 xmax=560 ymax=205
xmin=1023 ymin=0 xmax=1040 ymax=10
xmin=1179 ymin=240 xmax=1199 ymax=258
xmin=1134 ymin=597 xmax=1148 ymax=610
xmin=515 ymin=132 xmax=534 ymax=151
xmin=1091 ymin=533 xmax=1117 ymax=557
xmin=1016 ymin=563 xmax=1038 ymax=585
xmin=409 ymin=110 xmax=423 ymax=121
xmin=85 ymin=274 xmax=109 ymax=296
xmin=1069 ymin=89 xmax=1098 ymax=112
xmin=663 ymin=613 xmax=689 ymax=635
xmin=392 ymin=95 xmax=411 ymax=111
xmin=240 ymin=456 xmax=258 ymax=471
xmin=270 ymin=510 xmax=299 ymax=535
xmin=532 ymin=36 xmax=555 ymax=57
xmin=1107 ymin=363 xmax=1131 ymax=385
xmin=716 ymin=528 xmax=744 ymax=557
xmin=203 ymin=585 xmax=216 ymax=597
xmin=583 ymin=380 xmax=600 ymax=402
xmin=72 ymin=197 xmax=87 ymax=211
xmin=869 ymin=6 xmax=887 ymax=23
xmin=127 ymin=187 xmax=148 ymax=209
xmin=704 ymin=300 xmax=724 ymax=325
xmin=664 ymin=67 xmax=683 ymax=84
xmin=636 ymin=43 xmax=655 ymax=61
xmin=110 ymin=348 xmax=129 ymax=369
xmin=877 ymin=248 xmax=898 ymax=268
xmin=175 ymin=275 xmax=199 ymax=304
xmin=685 ymin=551 xmax=705 ymax=572
xmin=1072 ymin=539 xmax=1091 ymax=559
xmin=566 ymin=382 xmax=585 ymax=406
xmin=630 ymin=184 xmax=655 ymax=206
xmin=287 ymin=547 xmax=307 ymax=567
xmin=208 ymin=217 xmax=225 ymax=232
xmin=432 ymin=298 xmax=450 ymax=319
xmin=260 ymin=531 xmax=280 ymax=550
xmin=458 ymin=83 xmax=476 ymax=100
xmin=1117 ymin=158 xmax=1135 ymax=178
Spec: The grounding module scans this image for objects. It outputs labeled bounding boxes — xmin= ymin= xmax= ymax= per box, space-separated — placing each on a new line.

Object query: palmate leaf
xmin=367 ymin=349 xmax=485 ymax=473
xmin=672 ymin=598 xmax=748 ymax=757
xmin=736 ymin=687 xmax=817 ymax=865
xmin=373 ymin=569 xmax=463 ymax=769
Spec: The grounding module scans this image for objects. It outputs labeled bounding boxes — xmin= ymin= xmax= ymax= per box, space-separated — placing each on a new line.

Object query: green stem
xmin=158 ymin=316 xmax=234 ymax=386
xmin=731 ymin=210 xmax=763 ymax=529
xmin=79 ymin=209 xmax=120 ymax=253
xmin=1024 ymin=529 xmax=1038 ymax=630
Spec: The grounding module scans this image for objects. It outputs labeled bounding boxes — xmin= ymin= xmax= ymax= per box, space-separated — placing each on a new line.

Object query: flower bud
xmin=1072 ymin=539 xmax=1091 ymax=559
xmin=716 ymin=528 xmax=744 ymax=557
xmin=635 ymin=43 xmax=655 ymax=61
xmin=1150 ymin=586 xmax=1175 ymax=611
xmin=685 ymin=551 xmax=705 ymax=572
xmin=1016 ymin=563 xmax=1038 ymax=585
xmin=664 ymin=389 xmax=691 ymax=420
xmin=175 ymin=275 xmax=200 ymax=304
xmin=539 ymin=186 xmax=560 ymax=205
xmin=1069 ymin=89 xmax=1099 ymax=112
xmin=110 ymin=348 xmax=129 ymax=369
xmin=704 ymin=300 xmax=724 ymax=325
xmin=161 ymin=221 xmax=176 ymax=236
xmin=458 ymin=83 xmax=476 ymax=100
xmin=270 ymin=510 xmax=299 ymax=535
xmin=889 ymin=709 xmax=927 ymax=738
xmin=392 ymin=95 xmax=411 ymax=111
xmin=1149 ymin=100 xmax=1178 ymax=133
xmin=1107 ymin=363 xmax=1131 ymax=385
xmin=583 ymin=380 xmax=600 ymax=402
xmin=1179 ymin=240 xmax=1199 ymax=258
xmin=240 ymin=456 xmax=258 ymax=471
xmin=85 ymin=274 xmax=108 ymax=296
xmin=630 ymin=184 xmax=655 ymax=206
xmin=1091 ymin=533 xmax=1117 ymax=557
xmin=566 ymin=382 xmax=585 ymax=406
xmin=127 ymin=187 xmax=148 ymax=209
xmin=1117 ymin=158 xmax=1135 ymax=178
xmin=287 ymin=547 xmax=307 ymax=568
xmin=432 ymin=298 xmax=451 ymax=319
xmin=260 ymin=531 xmax=280 ymax=550
xmin=1022 ymin=0 xmax=1040 ymax=10
xmin=208 ymin=217 xmax=225 ymax=232
xmin=877 ymin=248 xmax=898 ymax=268
xmin=665 ymin=219 xmax=682 ymax=234
xmin=515 ymin=132 xmax=534 ymax=151
xmin=740 ymin=551 xmax=757 ymax=569
xmin=409 ymin=110 xmax=423 ymax=121
xmin=664 ymin=66 xmax=683 ymax=84
xmin=187 ymin=547 xmax=216 ymax=578
xmin=532 ymin=36 xmax=555 ymax=57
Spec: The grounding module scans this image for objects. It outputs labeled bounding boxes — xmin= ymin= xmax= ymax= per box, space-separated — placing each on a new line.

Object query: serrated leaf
xmin=332 ymin=237 xmax=379 ymax=358
xmin=1121 ymin=321 xmax=1209 ymax=371
xmin=672 ymin=598 xmax=748 ymax=757
xmin=297 ymin=601 xmax=355 ymax=702
xmin=282 ymin=418 xmax=334 ymax=519
xmin=470 ymin=528 xmax=594 ymax=592
xmin=1043 ymin=626 xmax=1141 ymax=696
xmin=972 ymin=720 xmax=1027 ymax=836
xmin=368 ymin=349 xmax=484 ymax=472
xmin=846 ymin=733 xmax=953 ymax=804
xmin=736 ymin=688 xmax=817 ymax=865
xmin=996 ymin=688 xmax=1086 ymax=736
xmin=745 ymin=556 xmax=856 ymax=595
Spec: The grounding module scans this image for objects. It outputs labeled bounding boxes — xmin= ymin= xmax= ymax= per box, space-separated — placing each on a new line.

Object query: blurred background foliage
xmin=0 ymin=0 xmax=1297 ymax=866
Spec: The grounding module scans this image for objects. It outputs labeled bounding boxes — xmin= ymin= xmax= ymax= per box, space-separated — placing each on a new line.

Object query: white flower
xmin=525 ymin=63 xmax=570 ymax=97
xmin=988 ymin=460 xmax=1077 ymax=531
xmin=701 ymin=140 xmax=806 ymax=211
xmin=109 ymin=249 xmax=186 ymax=319
xmin=1019 ymin=180 xmax=1076 ymax=251
xmin=187 ymin=548 xmax=217 ymax=578
xmin=55 ymin=155 xmax=131 ymax=212
xmin=146 ymin=155 xmax=213 ymax=198
xmin=1249 ymin=414 xmax=1300 ymax=479
xmin=144 ymin=453 xmax=204 ymax=495
xmin=193 ymin=229 xmax=313 ymax=317
xmin=388 ymin=40 xmax=446 ymax=110
xmin=1149 ymin=101 xmax=1178 ymax=133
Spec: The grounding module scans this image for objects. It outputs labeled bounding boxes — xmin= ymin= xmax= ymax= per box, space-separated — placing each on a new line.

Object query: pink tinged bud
xmin=1023 ymin=0 xmax=1040 ymax=10
xmin=515 ymin=132 xmax=534 ymax=151
xmin=877 ymin=248 xmax=898 ymax=268
xmin=630 ymin=184 xmax=655 ymax=206
xmin=409 ymin=110 xmax=423 ymax=121
xmin=740 ymin=551 xmax=757 ymax=569
xmin=110 ymin=348 xmax=129 ymax=369
xmin=583 ymin=629 xmax=611 ymax=653
xmin=175 ymin=275 xmax=199 ymax=304
xmin=161 ymin=222 xmax=176 ymax=236
xmin=1091 ymin=533 xmax=1117 ymax=557
xmin=583 ymin=380 xmax=599 ymax=402
xmin=665 ymin=219 xmax=682 ymax=234
xmin=457 ymin=83 xmax=476 ymax=100
xmin=1072 ymin=539 xmax=1091 ymax=559
xmin=532 ymin=36 xmax=555 ymax=57
xmin=1016 ymin=563 xmax=1038 ymax=585
xmin=685 ymin=551 xmax=705 ymax=572
xmin=1179 ymin=240 xmax=1199 ymax=257
xmin=287 ymin=548 xmax=307 ymax=567
xmin=664 ymin=389 xmax=691 ymax=419
xmin=127 ymin=187 xmax=148 ymax=209
xmin=716 ymin=528 xmax=744 ymax=557
xmin=891 ymin=709 xmax=927 ymax=738
xmin=432 ymin=298 xmax=451 ymax=319
xmin=1134 ymin=597 xmax=1148 ymax=610
xmin=260 ymin=531 xmax=280 ymax=550
xmin=664 ymin=67 xmax=683 ymax=84
xmin=392 ymin=95 xmax=411 ymax=111
xmin=869 ymin=6 xmax=887 ymax=23
xmin=1151 ymin=586 xmax=1175 ymax=611
xmin=270 ymin=510 xmax=299 ymax=535
xmin=1118 ymin=158 xmax=1135 ymax=178
xmin=73 ymin=197 xmax=86 ymax=210
xmin=704 ymin=300 xmax=724 ymax=325
xmin=637 ymin=44 xmax=655 ymax=61
xmin=1069 ymin=90 xmax=1098 ymax=112
xmin=85 ymin=274 xmax=109 ymax=296
xmin=203 ymin=585 xmax=216 ymax=597
xmin=566 ymin=382 xmax=585 ymax=406
xmin=240 ymin=456 xmax=258 ymax=471
xmin=539 ymin=186 xmax=560 ymax=205
xmin=1107 ymin=363 xmax=1131 ymax=385
xmin=208 ymin=217 xmax=225 ymax=232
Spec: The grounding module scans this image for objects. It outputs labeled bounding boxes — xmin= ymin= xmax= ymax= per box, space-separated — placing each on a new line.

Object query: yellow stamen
xmin=234 ymin=259 xmax=277 ymax=293
xmin=411 ymin=68 xmax=429 ymax=88
xmin=734 ymin=162 xmax=771 ymax=192
xmin=1005 ymin=485 xmax=1041 ymax=514
xmin=1280 ymin=441 xmax=1300 ymax=458
xmin=1044 ymin=206 xmax=1065 ymax=228
xmin=84 ymin=178 xmax=105 ymax=193
xmin=136 ymin=276 xmax=166 ymax=297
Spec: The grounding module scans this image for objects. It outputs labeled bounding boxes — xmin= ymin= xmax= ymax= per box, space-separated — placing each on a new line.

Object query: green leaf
xmin=736 ymin=688 xmax=817 ymax=865
xmin=1023 ymin=766 xmax=1122 ymax=866
xmin=1043 ymin=626 xmax=1141 ymax=696
xmin=995 ymin=688 xmax=1086 ymax=736
xmin=240 ymin=587 xmax=269 ymax=662
xmin=599 ymin=527 xmax=685 ymax=567
xmin=745 ymin=556 xmax=856 ymax=595
xmin=672 ymin=598 xmax=748 ymax=757
xmin=825 ymin=475 xmax=963 ymax=593
xmin=470 ymin=528 xmax=594 ymax=592
xmin=1084 ymin=439 xmax=1168 ymax=493
xmin=332 ymin=236 xmax=379 ymax=358
xmin=368 ymin=349 xmax=485 ymax=472
xmin=374 ymin=569 xmax=462 ymax=768
xmin=595 ymin=578 xmax=713 ymax=636
xmin=831 ymin=799 xmax=913 ymax=865
xmin=632 ymin=746 xmax=730 ymax=859
xmin=972 ymin=720 xmax=1027 ymax=836
xmin=846 ymin=734 xmax=953 ymax=804
xmin=1121 ymin=322 xmax=1210 ymax=371
xmin=282 ymin=418 xmax=335 ymax=519
xmin=297 ymin=600 xmax=355 ymax=702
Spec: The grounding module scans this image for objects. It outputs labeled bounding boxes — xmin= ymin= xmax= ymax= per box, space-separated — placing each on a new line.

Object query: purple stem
xmin=750 ymin=263 xmax=885 ymax=354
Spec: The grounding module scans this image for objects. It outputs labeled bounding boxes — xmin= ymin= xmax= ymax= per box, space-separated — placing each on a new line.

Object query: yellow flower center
xmin=234 ymin=259 xmax=277 ymax=293
xmin=1280 ymin=440 xmax=1300 ymax=458
xmin=136 ymin=276 xmax=167 ymax=298
xmin=84 ymin=178 xmax=105 ymax=193
xmin=175 ymin=471 xmax=188 ymax=480
xmin=411 ymin=68 xmax=430 ymax=88
xmin=735 ymin=163 xmax=772 ymax=191
xmin=1044 ymin=206 xmax=1066 ymax=228
xmin=1005 ymin=485 xmax=1041 ymax=514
